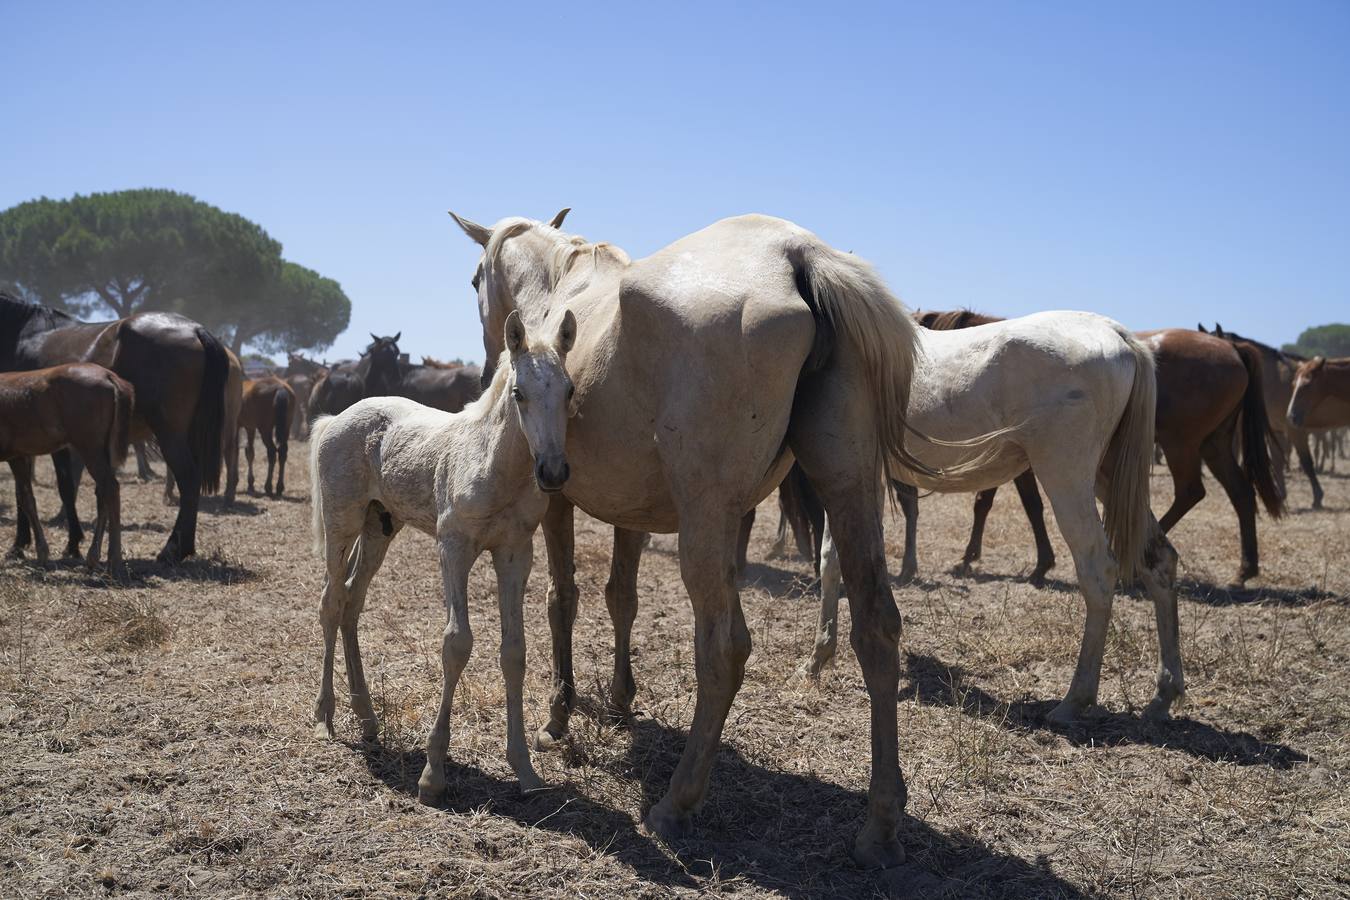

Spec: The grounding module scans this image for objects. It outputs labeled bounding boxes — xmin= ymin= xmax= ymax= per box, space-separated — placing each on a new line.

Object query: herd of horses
xmin=3 ymin=209 xmax=1349 ymax=868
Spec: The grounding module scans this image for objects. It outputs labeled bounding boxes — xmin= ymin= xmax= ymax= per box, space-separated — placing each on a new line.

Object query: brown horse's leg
xmin=1294 ymin=433 xmax=1324 ymax=510
xmin=10 ymin=458 xmax=49 ymax=566
xmin=736 ymin=508 xmax=754 ymax=574
xmin=223 ymin=421 xmax=239 ymax=507
xmin=536 ymin=493 xmax=579 ymax=749
xmin=261 ymin=428 xmax=278 ymax=496
xmin=244 ymin=428 xmax=257 ymax=495
xmin=956 ymin=487 xmax=997 ymax=576
xmin=605 ymin=527 xmax=645 ymax=724
xmin=1157 ymin=440 xmax=1205 ymax=533
xmin=892 ymin=480 xmax=918 ymax=584
xmin=52 ymin=449 xmax=83 ymax=558
xmin=1200 ymin=423 xmax=1260 ymax=583
xmin=1013 ymin=470 xmax=1056 ymax=587
xmin=158 ymin=437 xmax=201 ymax=562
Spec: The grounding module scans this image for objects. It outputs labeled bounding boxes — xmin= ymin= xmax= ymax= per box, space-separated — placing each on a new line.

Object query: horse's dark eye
xmin=511 ymin=386 xmax=524 ymax=402
xmin=567 ymin=384 xmax=575 ymax=401
xmin=472 ymin=273 xmax=481 ymax=291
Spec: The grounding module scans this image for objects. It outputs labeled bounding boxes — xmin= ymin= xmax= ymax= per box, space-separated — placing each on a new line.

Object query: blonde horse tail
xmin=309 ymin=415 xmax=335 ymax=556
xmin=789 ymin=239 xmax=936 ymax=481
xmin=1102 ymin=328 xmax=1157 ymax=583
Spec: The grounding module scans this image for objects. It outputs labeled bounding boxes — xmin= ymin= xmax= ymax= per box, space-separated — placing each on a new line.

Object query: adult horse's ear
xmin=1197 ymin=323 xmax=1207 ymax=333
xmin=449 ymin=210 xmax=492 ymax=247
xmin=370 ymin=332 xmax=379 ymax=342
xmin=556 ymin=309 xmax=577 ymax=354
xmin=393 ymin=332 xmax=401 ymax=343
xmin=504 ymin=310 xmax=528 ymax=356
xmin=547 ymin=208 xmax=571 ymax=229
xmin=1214 ymin=323 xmax=1226 ymax=337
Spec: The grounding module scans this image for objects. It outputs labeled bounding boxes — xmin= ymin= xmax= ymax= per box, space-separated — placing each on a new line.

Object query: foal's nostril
xmin=535 ymin=459 xmax=570 ymax=490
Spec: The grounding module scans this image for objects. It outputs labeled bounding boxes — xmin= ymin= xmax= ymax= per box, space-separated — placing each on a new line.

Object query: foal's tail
xmin=1101 ymin=328 xmax=1157 ymax=582
xmin=107 ymin=373 xmax=135 ymax=471
xmin=1233 ymin=341 xmax=1284 ymax=519
xmin=788 ymin=238 xmax=936 ymax=481
xmin=273 ymin=383 xmax=291 ymax=459
xmin=309 ymin=415 xmax=335 ymax=556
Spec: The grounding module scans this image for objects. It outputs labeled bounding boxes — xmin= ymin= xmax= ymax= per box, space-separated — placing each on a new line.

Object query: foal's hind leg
xmin=261 ymin=429 xmax=278 ymax=496
xmin=339 ymin=504 xmax=399 ymax=741
xmin=9 ymin=459 xmax=48 ymax=565
xmin=418 ymin=531 xmax=476 ymax=805
xmin=313 ymin=509 xmax=367 ymax=739
xmin=1139 ymin=522 xmax=1184 ymax=720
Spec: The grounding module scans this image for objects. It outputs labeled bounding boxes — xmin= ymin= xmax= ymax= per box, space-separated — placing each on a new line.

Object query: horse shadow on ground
xmin=901 ymin=653 xmax=1308 ymax=770
xmin=199 ymin=496 xmax=265 ymax=517
xmin=357 ymin=718 xmax=1094 ymax=899
xmin=1175 ymin=578 xmax=1344 ymax=608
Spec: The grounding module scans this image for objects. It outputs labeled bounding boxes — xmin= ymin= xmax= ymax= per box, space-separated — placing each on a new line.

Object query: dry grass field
xmin=1 ymin=445 xmax=1347 ymax=898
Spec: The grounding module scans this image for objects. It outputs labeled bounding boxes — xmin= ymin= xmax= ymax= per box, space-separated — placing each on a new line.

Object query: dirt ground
xmin=1 ymin=444 xmax=1347 ymax=899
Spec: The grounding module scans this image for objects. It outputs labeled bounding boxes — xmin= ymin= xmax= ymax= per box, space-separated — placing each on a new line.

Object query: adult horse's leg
xmin=956 ymin=486 xmax=997 ymax=576
xmin=1200 ymin=420 xmax=1261 ymax=583
xmin=158 ymin=435 xmax=202 ymax=562
xmin=644 ymin=503 xmax=749 ymax=841
xmin=1157 ymin=439 xmax=1205 ymax=533
xmin=418 ymin=531 xmax=476 ymax=805
xmin=133 ymin=442 xmax=157 ymax=481
xmin=891 ymin=480 xmax=918 ymax=583
xmin=605 ymin=527 xmax=646 ymax=724
xmin=735 ymin=509 xmax=755 ymax=574
xmin=1014 ymin=471 xmax=1057 ymax=587
xmin=261 ymin=427 xmax=278 ymax=496
xmin=536 ymin=494 xmax=580 ymax=749
xmin=491 ymin=537 xmax=545 ymax=791
xmin=52 ymin=449 xmax=83 ymax=558
xmin=244 ymin=427 xmax=257 ymax=495
xmin=1294 ymin=431 xmax=1324 ymax=509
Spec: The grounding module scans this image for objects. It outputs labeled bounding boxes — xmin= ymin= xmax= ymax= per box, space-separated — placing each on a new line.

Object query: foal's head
xmin=500 ymin=308 xmax=577 ymax=493
xmin=1288 ymin=356 xmax=1329 ymax=428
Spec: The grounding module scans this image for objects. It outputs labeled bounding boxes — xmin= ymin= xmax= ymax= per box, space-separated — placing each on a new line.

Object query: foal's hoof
xmin=1142 ymin=696 xmax=1176 ymax=723
xmin=852 ymin=821 xmax=906 ymax=869
xmin=533 ymin=723 xmax=567 ymax=752
xmin=643 ymin=799 xmax=692 ymax=843
xmin=313 ymin=721 xmax=336 ymax=740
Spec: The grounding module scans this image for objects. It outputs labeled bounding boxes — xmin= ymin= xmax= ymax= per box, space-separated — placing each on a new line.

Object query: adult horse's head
xmin=499 ymin=308 xmax=577 ymax=492
xmin=362 ymin=333 xmax=402 ymax=388
xmin=1288 ymin=356 xmax=1328 ymax=428
xmin=448 ymin=208 xmax=573 ymax=387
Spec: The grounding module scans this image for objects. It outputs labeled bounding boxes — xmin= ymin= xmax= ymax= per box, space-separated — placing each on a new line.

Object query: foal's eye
xmin=511 ymin=386 xmax=524 ymax=402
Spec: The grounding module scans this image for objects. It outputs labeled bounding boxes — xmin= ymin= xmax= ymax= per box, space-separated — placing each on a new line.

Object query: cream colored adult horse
xmin=805 ymin=312 xmax=1187 ymax=726
xmin=451 ymin=209 xmax=934 ymax=867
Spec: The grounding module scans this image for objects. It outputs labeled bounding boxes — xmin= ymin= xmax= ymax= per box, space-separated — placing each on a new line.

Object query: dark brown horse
xmin=238 ymin=376 xmax=295 ymax=496
xmin=910 ymin=313 xmax=1283 ymax=585
xmin=0 ymin=363 xmax=134 ymax=578
xmin=0 ymin=293 xmax=228 ymax=562
xmin=308 ymin=334 xmax=402 ymax=420
xmin=284 ymin=352 xmax=327 ymax=438
xmin=396 ymin=360 xmax=482 ymax=413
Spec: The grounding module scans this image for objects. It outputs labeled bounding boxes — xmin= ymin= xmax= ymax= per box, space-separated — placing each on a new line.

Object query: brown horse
xmin=1289 ymin=356 xmax=1350 ymax=435
xmin=284 ymin=352 xmax=327 ymax=438
xmin=909 ymin=313 xmax=1282 ymax=584
xmin=396 ymin=360 xmax=482 ymax=413
xmin=238 ymin=376 xmax=295 ymax=496
xmin=307 ymin=334 xmax=402 ymax=420
xmin=419 ymin=355 xmax=462 ymax=369
xmin=0 ymin=363 xmax=134 ymax=578
xmin=0 ymin=293 xmax=228 ymax=562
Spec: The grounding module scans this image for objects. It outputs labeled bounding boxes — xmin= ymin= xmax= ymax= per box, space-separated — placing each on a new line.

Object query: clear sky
xmin=4 ymin=1 xmax=1347 ymax=364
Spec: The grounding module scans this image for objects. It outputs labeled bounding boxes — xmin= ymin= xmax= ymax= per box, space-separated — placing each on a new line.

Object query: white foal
xmin=310 ymin=309 xmax=577 ymax=804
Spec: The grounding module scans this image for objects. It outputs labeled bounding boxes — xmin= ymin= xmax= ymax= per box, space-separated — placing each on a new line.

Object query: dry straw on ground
xmin=1 ymin=446 xmax=1347 ymax=898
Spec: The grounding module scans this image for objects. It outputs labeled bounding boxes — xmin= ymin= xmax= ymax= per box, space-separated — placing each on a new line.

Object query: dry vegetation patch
xmin=1 ymin=450 xmax=1347 ymax=897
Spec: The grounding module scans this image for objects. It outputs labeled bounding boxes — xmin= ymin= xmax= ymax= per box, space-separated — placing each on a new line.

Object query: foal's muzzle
xmin=536 ymin=458 xmax=570 ymax=493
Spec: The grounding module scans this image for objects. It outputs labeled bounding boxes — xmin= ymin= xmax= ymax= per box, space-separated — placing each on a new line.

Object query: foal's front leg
xmin=492 ymin=538 xmax=544 ymax=792
xmin=419 ymin=530 xmax=476 ymax=805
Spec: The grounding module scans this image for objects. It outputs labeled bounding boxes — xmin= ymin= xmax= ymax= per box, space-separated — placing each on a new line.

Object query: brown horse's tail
xmin=192 ymin=327 xmax=229 ymax=494
xmin=107 ymin=373 xmax=135 ymax=470
xmin=1101 ymin=327 xmax=1157 ymax=583
xmin=273 ymin=383 xmax=291 ymax=458
xmin=1233 ymin=342 xmax=1284 ymax=518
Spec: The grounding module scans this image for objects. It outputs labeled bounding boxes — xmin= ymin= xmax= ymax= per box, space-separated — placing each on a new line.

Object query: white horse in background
xmin=808 ymin=311 xmax=1185 ymax=724
xmin=309 ymin=309 xmax=577 ymax=804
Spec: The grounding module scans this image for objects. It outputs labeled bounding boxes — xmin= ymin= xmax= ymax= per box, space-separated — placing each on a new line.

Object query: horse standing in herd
xmin=307 ymin=334 xmax=402 ymax=420
xmin=237 ymin=375 xmax=295 ymax=497
xmin=0 ymin=292 xmax=227 ymax=562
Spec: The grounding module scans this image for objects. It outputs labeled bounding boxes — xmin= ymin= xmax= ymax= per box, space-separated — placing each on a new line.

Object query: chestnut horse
xmin=285 ymin=352 xmax=327 ymax=438
xmin=238 ymin=376 xmax=295 ymax=496
xmin=1290 ymin=356 xmax=1350 ymax=437
xmin=0 ymin=363 xmax=133 ymax=578
xmin=907 ymin=313 xmax=1282 ymax=585
xmin=0 ymin=293 xmax=228 ymax=562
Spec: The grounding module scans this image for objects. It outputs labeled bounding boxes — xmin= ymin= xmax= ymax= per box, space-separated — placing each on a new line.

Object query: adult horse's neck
xmin=0 ymin=295 xmax=82 ymax=370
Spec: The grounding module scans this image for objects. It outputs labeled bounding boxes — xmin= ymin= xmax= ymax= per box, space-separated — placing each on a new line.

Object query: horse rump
xmin=191 ymin=327 xmax=229 ymax=494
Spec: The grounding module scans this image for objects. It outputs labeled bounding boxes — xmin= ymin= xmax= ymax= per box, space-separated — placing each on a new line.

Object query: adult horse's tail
xmin=788 ymin=239 xmax=935 ymax=481
xmin=273 ymin=383 xmax=291 ymax=460
xmin=1101 ymin=328 xmax=1157 ymax=582
xmin=191 ymin=327 xmax=229 ymax=494
xmin=1232 ymin=342 xmax=1284 ymax=519
xmin=309 ymin=415 xmax=335 ymax=555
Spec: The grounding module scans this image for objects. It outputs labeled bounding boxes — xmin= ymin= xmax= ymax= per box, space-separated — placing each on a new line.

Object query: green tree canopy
xmin=0 ymin=188 xmax=350 ymax=354
xmin=1283 ymin=323 xmax=1350 ymax=359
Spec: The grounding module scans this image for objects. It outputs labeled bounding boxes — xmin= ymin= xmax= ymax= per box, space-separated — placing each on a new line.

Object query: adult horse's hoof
xmin=64 ymin=542 xmax=82 ymax=560
xmin=6 ymin=545 xmax=24 ymax=561
xmin=416 ymin=779 xmax=444 ymax=807
xmin=898 ymin=563 xmax=918 ymax=586
xmin=1142 ymin=695 xmax=1176 ymax=723
xmin=518 ymin=772 xmax=548 ymax=794
xmin=949 ymin=561 xmax=974 ymax=578
xmin=852 ymin=822 xmax=905 ymax=868
xmin=643 ymin=799 xmax=692 ymax=843
xmin=313 ymin=720 xmax=336 ymax=740
xmin=1046 ymin=699 xmax=1085 ymax=726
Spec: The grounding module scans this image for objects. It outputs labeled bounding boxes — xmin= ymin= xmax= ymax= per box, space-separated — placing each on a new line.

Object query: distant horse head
xmin=1288 ymin=356 xmax=1329 ymax=428
xmin=361 ymin=333 xmax=402 ymax=391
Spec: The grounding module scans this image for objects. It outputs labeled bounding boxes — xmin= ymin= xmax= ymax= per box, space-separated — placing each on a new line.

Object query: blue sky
xmin=4 ymin=1 xmax=1347 ymax=363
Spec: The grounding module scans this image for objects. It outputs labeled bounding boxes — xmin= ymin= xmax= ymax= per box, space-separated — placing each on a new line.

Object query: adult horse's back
xmin=453 ymin=210 xmax=927 ymax=866
xmin=0 ymin=293 xmax=228 ymax=562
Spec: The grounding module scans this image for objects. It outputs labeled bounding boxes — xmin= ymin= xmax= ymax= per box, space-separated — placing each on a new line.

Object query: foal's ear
xmin=504 ymin=310 xmax=528 ymax=356
xmin=449 ymin=210 xmax=492 ymax=247
xmin=546 ymin=208 xmax=571 ymax=229
xmin=556 ymin=309 xmax=577 ymax=355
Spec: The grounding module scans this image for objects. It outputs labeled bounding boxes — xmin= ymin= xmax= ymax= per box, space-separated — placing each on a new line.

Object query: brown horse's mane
xmin=1210 ymin=324 xmax=1307 ymax=363
xmin=917 ymin=308 xmax=1004 ymax=331
xmin=421 ymin=356 xmax=463 ymax=370
xmin=0 ymin=291 xmax=76 ymax=334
